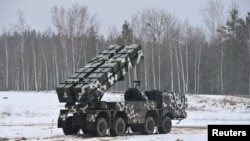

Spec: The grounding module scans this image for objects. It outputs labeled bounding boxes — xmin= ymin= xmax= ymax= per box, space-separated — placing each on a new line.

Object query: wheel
xmin=110 ymin=117 xmax=126 ymax=136
xmin=62 ymin=116 xmax=80 ymax=135
xmin=141 ymin=116 xmax=155 ymax=135
xmin=158 ymin=116 xmax=172 ymax=134
xmin=95 ymin=117 xmax=108 ymax=137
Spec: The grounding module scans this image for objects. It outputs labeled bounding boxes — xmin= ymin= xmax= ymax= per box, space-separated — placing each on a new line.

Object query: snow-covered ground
xmin=0 ymin=91 xmax=250 ymax=141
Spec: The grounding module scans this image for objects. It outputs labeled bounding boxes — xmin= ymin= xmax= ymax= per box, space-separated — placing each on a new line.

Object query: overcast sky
xmin=1 ymin=0 xmax=249 ymax=36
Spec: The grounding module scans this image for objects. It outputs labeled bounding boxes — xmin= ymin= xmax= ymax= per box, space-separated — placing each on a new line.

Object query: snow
xmin=0 ymin=91 xmax=250 ymax=141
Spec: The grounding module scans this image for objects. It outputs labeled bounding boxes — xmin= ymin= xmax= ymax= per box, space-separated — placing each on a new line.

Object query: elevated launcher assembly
xmin=56 ymin=44 xmax=143 ymax=107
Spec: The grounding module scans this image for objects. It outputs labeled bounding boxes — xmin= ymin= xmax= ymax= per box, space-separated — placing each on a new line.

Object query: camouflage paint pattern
xmin=116 ymin=101 xmax=157 ymax=124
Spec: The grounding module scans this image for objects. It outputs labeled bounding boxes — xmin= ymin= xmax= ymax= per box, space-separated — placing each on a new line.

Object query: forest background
xmin=0 ymin=0 xmax=250 ymax=95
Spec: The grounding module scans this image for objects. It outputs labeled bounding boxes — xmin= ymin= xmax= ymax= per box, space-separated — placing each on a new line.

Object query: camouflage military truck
xmin=56 ymin=44 xmax=187 ymax=137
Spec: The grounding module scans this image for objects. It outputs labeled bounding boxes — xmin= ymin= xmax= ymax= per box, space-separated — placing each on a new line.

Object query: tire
xmin=141 ymin=116 xmax=155 ymax=135
xmin=124 ymin=88 xmax=142 ymax=101
xmin=95 ymin=117 xmax=108 ymax=137
xmin=158 ymin=116 xmax=172 ymax=134
xmin=110 ymin=117 xmax=126 ymax=136
xmin=62 ymin=116 xmax=80 ymax=135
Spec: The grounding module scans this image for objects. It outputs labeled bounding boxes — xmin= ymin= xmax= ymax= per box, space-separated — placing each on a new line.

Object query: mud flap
xmin=58 ymin=109 xmax=69 ymax=128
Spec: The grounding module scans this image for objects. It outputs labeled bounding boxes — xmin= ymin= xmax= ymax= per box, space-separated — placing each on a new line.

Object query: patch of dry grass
xmin=220 ymin=97 xmax=237 ymax=106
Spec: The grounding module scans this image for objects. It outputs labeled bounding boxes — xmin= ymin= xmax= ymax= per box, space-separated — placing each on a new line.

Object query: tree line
xmin=0 ymin=1 xmax=250 ymax=95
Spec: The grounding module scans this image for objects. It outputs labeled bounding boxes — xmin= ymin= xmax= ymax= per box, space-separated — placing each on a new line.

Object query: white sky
xmin=0 ymin=0 xmax=249 ymax=36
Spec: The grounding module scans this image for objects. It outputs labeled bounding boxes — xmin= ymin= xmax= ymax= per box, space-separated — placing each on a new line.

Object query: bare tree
xmin=67 ymin=3 xmax=89 ymax=73
xmin=143 ymin=9 xmax=177 ymax=90
xmin=174 ymin=40 xmax=181 ymax=92
xmin=201 ymin=0 xmax=226 ymax=94
xmin=145 ymin=23 xmax=157 ymax=89
xmin=193 ymin=27 xmax=205 ymax=94
xmin=201 ymin=0 xmax=225 ymax=43
xmin=16 ymin=10 xmax=27 ymax=90
xmin=32 ymin=41 xmax=38 ymax=91
xmin=180 ymin=20 xmax=191 ymax=93
xmin=173 ymin=25 xmax=182 ymax=92
xmin=52 ymin=6 xmax=69 ymax=77
xmin=2 ymin=31 xmax=9 ymax=89
xmin=178 ymin=35 xmax=186 ymax=93
xmin=41 ymin=45 xmax=48 ymax=90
